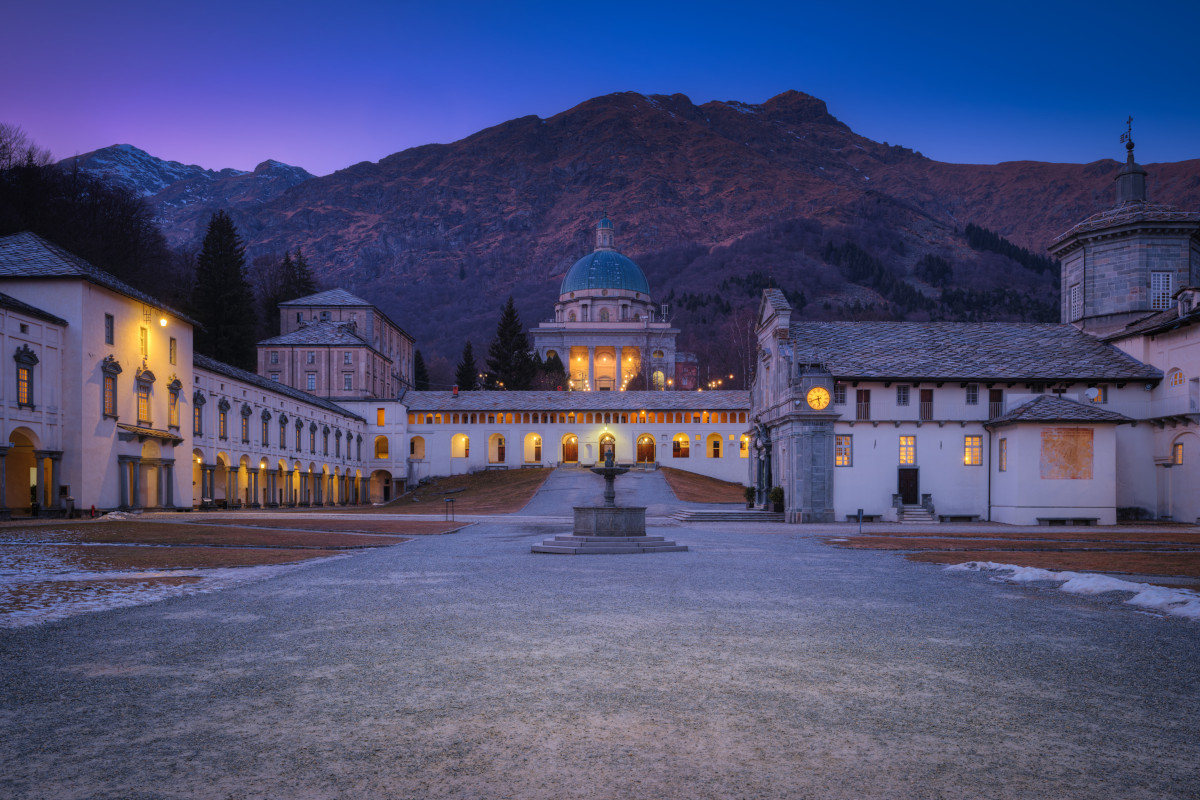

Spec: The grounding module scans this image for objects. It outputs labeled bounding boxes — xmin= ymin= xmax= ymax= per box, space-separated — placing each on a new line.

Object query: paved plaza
xmin=2 ymin=470 xmax=1198 ymax=799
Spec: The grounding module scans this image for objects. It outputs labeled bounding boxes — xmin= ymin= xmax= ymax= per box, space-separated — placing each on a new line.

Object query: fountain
xmin=532 ymin=452 xmax=687 ymax=554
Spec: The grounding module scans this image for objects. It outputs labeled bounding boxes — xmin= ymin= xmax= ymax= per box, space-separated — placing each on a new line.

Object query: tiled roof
xmin=278 ymin=288 xmax=372 ymax=307
xmin=1051 ymin=202 xmax=1200 ymax=246
xmin=986 ymin=395 xmax=1132 ymax=427
xmin=787 ymin=321 xmax=1161 ymax=382
xmin=1106 ymin=305 xmax=1200 ymax=341
xmin=258 ymin=321 xmax=374 ymax=348
xmin=402 ymin=389 xmax=749 ymax=413
xmin=193 ymin=353 xmax=364 ymax=421
xmin=0 ymin=291 xmax=68 ymax=326
xmin=0 ymin=232 xmax=196 ymax=325
xmin=762 ymin=288 xmax=790 ymax=313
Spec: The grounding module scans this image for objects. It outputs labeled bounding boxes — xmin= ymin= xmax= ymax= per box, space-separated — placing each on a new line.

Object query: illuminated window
xmin=219 ymin=409 xmax=228 ymax=439
xmin=139 ymin=327 xmax=148 ymax=357
xmin=1151 ymin=271 xmax=1173 ymax=310
xmin=15 ymin=345 xmax=36 ymax=408
xmin=1090 ymin=386 xmax=1107 ymax=404
xmin=899 ymin=436 xmax=916 ymax=465
xmin=1173 ymin=442 xmax=1184 ymax=465
xmin=375 ymin=436 xmax=389 ymax=459
xmin=999 ymin=438 xmax=1007 ymax=472
xmin=168 ymin=387 xmax=179 ymax=428
xmin=137 ymin=383 xmax=151 ymax=425
xmin=377 ymin=408 xmax=386 ymax=426
xmin=1168 ymin=369 xmax=1184 ymax=388
xmin=739 ymin=435 xmax=749 ymax=458
xmin=194 ymin=404 xmax=203 ymax=436
xmin=262 ymin=416 xmax=270 ymax=445
xmin=169 ymin=337 xmax=177 ymax=365
xmin=835 ymin=435 xmax=852 ymax=467
xmin=103 ymin=375 xmax=117 ymax=417
xmin=241 ymin=415 xmax=249 ymax=444
xmin=964 ymin=435 xmax=982 ymax=466
xmin=672 ymin=433 xmax=690 ymax=458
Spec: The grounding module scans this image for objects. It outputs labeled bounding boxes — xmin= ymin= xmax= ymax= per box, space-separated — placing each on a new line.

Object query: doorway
xmin=898 ymin=468 xmax=919 ymax=505
xmin=637 ymin=435 xmax=656 ymax=463
xmin=599 ymin=434 xmax=616 ymax=463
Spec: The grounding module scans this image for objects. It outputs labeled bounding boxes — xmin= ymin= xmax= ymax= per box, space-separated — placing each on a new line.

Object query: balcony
xmin=856 ymin=402 xmax=871 ymax=421
xmin=919 ymin=401 xmax=933 ymax=422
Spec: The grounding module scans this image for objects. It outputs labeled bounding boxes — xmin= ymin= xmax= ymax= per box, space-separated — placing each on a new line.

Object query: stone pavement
xmin=2 ymin=481 xmax=1198 ymax=798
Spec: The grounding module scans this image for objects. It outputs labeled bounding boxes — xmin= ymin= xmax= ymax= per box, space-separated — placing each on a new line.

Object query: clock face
xmin=806 ymin=386 xmax=831 ymax=410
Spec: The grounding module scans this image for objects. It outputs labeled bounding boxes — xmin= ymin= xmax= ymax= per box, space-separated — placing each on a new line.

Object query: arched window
xmin=1168 ymin=369 xmax=1185 ymax=390
xmin=409 ymin=436 xmax=425 ymax=459
xmin=706 ymin=433 xmax=723 ymax=458
xmin=451 ymin=434 xmax=469 ymax=458
xmin=672 ymin=434 xmax=690 ymax=458
xmin=740 ymin=435 xmax=749 ymax=458
xmin=374 ymin=436 xmax=389 ymax=459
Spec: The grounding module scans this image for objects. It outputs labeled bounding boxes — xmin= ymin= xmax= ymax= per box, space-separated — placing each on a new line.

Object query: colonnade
xmin=195 ymin=460 xmax=367 ymax=509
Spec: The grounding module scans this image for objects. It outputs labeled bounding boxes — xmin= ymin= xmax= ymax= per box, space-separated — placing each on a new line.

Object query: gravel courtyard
xmin=2 ymin=470 xmax=1198 ymax=799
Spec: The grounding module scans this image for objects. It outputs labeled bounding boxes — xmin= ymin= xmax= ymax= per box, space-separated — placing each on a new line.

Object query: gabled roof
xmin=1105 ymin=304 xmax=1200 ymax=341
xmin=278 ymin=288 xmax=372 ymax=307
xmin=986 ymin=395 xmax=1132 ymax=427
xmin=258 ymin=321 xmax=375 ymax=349
xmin=193 ymin=353 xmax=363 ymax=421
xmin=787 ymin=321 xmax=1161 ymax=383
xmin=0 ymin=291 xmax=68 ymax=326
xmin=0 ymin=232 xmax=196 ymax=325
xmin=403 ymin=389 xmax=749 ymax=413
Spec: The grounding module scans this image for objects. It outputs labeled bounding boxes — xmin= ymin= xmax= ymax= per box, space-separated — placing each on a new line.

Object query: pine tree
xmin=485 ymin=296 xmax=535 ymax=390
xmin=455 ymin=341 xmax=478 ymax=391
xmin=285 ymin=248 xmax=318 ymax=298
xmin=413 ymin=349 xmax=431 ymax=391
xmin=192 ymin=210 xmax=258 ymax=369
xmin=542 ymin=351 xmax=567 ymax=390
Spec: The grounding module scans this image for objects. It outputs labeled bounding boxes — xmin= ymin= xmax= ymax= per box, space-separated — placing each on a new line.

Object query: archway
xmin=739 ymin=435 xmax=750 ymax=458
xmin=5 ymin=427 xmax=38 ymax=512
xmin=192 ymin=449 xmax=204 ymax=507
xmin=370 ymin=469 xmax=392 ymax=503
xmin=706 ymin=433 xmax=723 ymax=458
xmin=374 ymin=435 xmax=389 ymax=459
xmin=140 ymin=440 xmax=162 ymax=509
xmin=451 ymin=433 xmax=469 ymax=458
xmin=410 ymin=435 xmax=426 ymax=459
xmin=637 ymin=434 xmax=656 ymax=464
xmin=214 ymin=453 xmax=230 ymax=507
xmin=523 ymin=432 xmax=543 ymax=464
xmin=561 ymin=433 xmax=578 ymax=464
xmin=488 ymin=433 xmax=506 ymax=464
xmin=672 ymin=433 xmax=691 ymax=458
xmin=599 ymin=433 xmax=616 ymax=463
xmin=237 ymin=455 xmax=252 ymax=507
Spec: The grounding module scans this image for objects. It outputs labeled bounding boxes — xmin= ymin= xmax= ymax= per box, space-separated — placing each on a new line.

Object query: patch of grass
xmin=377 ymin=468 xmax=553 ymax=514
xmin=659 ymin=467 xmax=747 ymax=504
xmin=908 ymin=550 xmax=1200 ymax=580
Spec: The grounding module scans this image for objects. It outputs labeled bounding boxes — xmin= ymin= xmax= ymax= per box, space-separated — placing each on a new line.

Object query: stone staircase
xmin=532 ymin=534 xmax=687 ymax=554
xmin=897 ymin=504 xmax=937 ymax=524
xmin=670 ymin=509 xmax=786 ymax=524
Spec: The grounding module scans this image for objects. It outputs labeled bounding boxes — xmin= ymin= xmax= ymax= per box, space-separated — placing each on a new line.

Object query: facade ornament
xmin=14 ymin=344 xmax=38 ymax=366
xmin=101 ymin=354 xmax=122 ymax=375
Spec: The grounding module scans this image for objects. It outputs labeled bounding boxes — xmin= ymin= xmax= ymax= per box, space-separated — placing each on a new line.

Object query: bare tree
xmin=0 ymin=123 xmax=52 ymax=170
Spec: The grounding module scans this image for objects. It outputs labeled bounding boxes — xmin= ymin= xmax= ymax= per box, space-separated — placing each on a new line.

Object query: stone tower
xmin=1049 ymin=129 xmax=1200 ymax=336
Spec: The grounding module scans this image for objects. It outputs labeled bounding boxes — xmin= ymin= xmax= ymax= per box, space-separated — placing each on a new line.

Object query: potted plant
xmin=743 ymin=485 xmax=756 ymax=509
xmin=768 ymin=486 xmax=785 ymax=513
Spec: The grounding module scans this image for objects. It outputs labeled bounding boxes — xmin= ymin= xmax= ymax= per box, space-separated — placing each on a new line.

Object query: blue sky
xmin=3 ymin=0 xmax=1197 ymax=175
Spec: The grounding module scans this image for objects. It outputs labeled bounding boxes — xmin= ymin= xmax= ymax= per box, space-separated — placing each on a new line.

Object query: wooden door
xmin=562 ymin=437 xmax=578 ymax=463
xmin=898 ymin=468 xmax=919 ymax=505
xmin=637 ymin=436 xmax=655 ymax=463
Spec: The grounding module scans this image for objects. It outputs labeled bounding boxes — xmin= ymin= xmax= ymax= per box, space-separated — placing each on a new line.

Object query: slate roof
xmin=787 ymin=321 xmax=1161 ymax=382
xmin=985 ymin=395 xmax=1132 ymax=427
xmin=403 ymin=389 xmax=749 ymax=413
xmin=1105 ymin=303 xmax=1200 ymax=341
xmin=194 ymin=353 xmax=363 ymax=421
xmin=258 ymin=321 xmax=375 ymax=349
xmin=0 ymin=232 xmax=196 ymax=325
xmin=278 ymin=288 xmax=372 ymax=307
xmin=116 ymin=423 xmax=184 ymax=443
xmin=762 ymin=288 xmax=791 ymax=313
xmin=1051 ymin=202 xmax=1200 ymax=246
xmin=0 ymin=291 xmax=68 ymax=326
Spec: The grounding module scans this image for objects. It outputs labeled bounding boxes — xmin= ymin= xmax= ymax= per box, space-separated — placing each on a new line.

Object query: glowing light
xmin=159 ymin=317 xmax=168 ymax=327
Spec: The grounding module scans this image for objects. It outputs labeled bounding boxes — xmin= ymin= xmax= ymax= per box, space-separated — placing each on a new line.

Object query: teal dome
xmin=560 ymin=250 xmax=650 ymax=296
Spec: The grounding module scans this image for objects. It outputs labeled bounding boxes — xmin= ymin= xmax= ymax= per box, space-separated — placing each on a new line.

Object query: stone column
xmin=251 ymin=470 xmax=260 ymax=508
xmin=130 ymin=457 xmax=142 ymax=509
xmin=284 ymin=470 xmax=293 ymax=506
xmin=0 ymin=446 xmax=8 ymax=515
xmin=117 ymin=456 xmax=130 ymax=510
xmin=587 ymin=346 xmax=595 ymax=390
xmin=50 ymin=452 xmax=62 ymax=509
xmin=164 ymin=460 xmax=174 ymax=508
xmin=616 ymin=346 xmax=624 ymax=389
xmin=155 ymin=462 xmax=164 ymax=508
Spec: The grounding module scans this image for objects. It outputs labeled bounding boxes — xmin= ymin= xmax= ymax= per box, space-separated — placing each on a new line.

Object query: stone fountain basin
xmin=573 ymin=506 xmax=647 ymax=537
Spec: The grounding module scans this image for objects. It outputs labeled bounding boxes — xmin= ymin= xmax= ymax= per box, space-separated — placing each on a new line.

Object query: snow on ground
xmin=948 ymin=561 xmax=1200 ymax=620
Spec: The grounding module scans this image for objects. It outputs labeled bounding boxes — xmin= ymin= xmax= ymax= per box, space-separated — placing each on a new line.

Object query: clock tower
xmin=779 ymin=361 xmax=838 ymax=522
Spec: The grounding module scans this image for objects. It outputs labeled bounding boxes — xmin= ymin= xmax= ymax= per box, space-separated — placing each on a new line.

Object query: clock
xmin=806 ymin=386 xmax=831 ymax=410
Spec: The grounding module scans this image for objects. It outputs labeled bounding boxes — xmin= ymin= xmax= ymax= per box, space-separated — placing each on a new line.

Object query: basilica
xmin=0 ymin=138 xmax=1195 ymax=524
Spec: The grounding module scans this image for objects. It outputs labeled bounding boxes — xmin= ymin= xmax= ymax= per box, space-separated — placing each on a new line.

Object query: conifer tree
xmin=485 ymin=296 xmax=535 ymax=390
xmin=542 ymin=351 xmax=567 ymax=390
xmin=285 ymin=248 xmax=318 ymax=298
xmin=455 ymin=341 xmax=478 ymax=391
xmin=413 ymin=349 xmax=431 ymax=391
xmin=192 ymin=210 xmax=258 ymax=369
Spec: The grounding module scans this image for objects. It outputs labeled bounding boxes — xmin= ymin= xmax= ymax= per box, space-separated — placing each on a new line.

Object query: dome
xmin=560 ymin=249 xmax=650 ymax=296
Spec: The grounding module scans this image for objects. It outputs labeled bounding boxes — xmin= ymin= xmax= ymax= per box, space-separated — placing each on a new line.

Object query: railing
xmin=989 ymin=401 xmax=1004 ymax=419
xmin=856 ymin=402 xmax=871 ymax=421
xmin=919 ymin=401 xmax=933 ymax=422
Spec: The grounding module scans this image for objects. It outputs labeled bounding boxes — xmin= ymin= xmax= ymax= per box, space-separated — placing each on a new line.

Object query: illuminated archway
xmin=636 ymin=434 xmax=656 ymax=464
xmin=561 ymin=433 xmax=578 ymax=463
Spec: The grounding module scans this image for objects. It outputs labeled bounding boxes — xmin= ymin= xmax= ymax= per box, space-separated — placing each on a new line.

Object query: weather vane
xmin=1120 ymin=116 xmax=1133 ymax=146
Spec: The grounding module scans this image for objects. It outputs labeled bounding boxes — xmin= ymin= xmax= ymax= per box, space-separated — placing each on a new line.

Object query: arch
xmin=5 ymin=427 xmax=39 ymax=512
xmin=545 ymin=350 xmax=558 ymax=361
xmin=410 ymin=435 xmax=426 ymax=460
xmin=739 ymin=434 xmax=750 ymax=458
xmin=706 ymin=433 xmax=723 ymax=458
xmin=451 ymin=433 xmax=470 ymax=458
xmin=636 ymin=434 xmax=656 ymax=464
xmin=672 ymin=433 xmax=691 ymax=458
xmin=374 ymin=435 xmax=389 ymax=459
xmin=370 ymin=469 xmax=393 ymax=503
xmin=599 ymin=433 xmax=616 ymax=463
xmin=599 ymin=307 xmax=610 ymax=322
xmin=561 ymin=433 xmax=579 ymax=464
xmin=652 ymin=350 xmax=664 ymax=359
xmin=568 ymin=311 xmax=577 ymax=322
xmin=523 ymin=432 xmax=543 ymax=464
xmin=488 ymin=433 xmax=507 ymax=464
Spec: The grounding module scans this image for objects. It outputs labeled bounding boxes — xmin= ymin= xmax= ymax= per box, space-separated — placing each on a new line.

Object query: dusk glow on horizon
xmin=3 ymin=0 xmax=1198 ymax=176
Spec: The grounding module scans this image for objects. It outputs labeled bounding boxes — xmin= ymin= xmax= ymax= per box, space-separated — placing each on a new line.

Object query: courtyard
xmin=1 ymin=469 xmax=1198 ymax=799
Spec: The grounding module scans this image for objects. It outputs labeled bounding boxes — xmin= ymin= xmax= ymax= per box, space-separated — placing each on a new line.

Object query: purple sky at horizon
xmin=3 ymin=0 xmax=1198 ymax=177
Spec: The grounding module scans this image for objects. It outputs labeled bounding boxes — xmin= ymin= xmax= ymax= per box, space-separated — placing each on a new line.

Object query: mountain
xmin=68 ymin=93 xmax=1200 ymax=376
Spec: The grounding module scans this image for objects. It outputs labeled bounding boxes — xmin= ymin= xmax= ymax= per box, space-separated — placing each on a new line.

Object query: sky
xmin=3 ymin=0 xmax=1198 ymax=176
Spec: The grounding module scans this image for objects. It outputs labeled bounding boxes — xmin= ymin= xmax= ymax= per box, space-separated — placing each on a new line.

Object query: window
xmin=899 ymin=435 xmax=916 ymax=465
xmin=139 ymin=327 xmax=148 ymax=358
xmin=919 ymin=389 xmax=933 ymax=422
xmin=269 ymin=372 xmax=280 ymax=382
xmin=320 ymin=311 xmax=330 ymax=321
xmin=1168 ymin=369 xmax=1184 ymax=388
xmin=377 ymin=408 xmax=385 ymax=426
xmin=343 ymin=373 xmax=353 ymax=391
xmin=1069 ymin=283 xmax=1082 ymax=321
xmin=309 ymin=426 xmax=316 ymax=453
xmin=999 ymin=438 xmax=1007 ymax=472
xmin=270 ymin=351 xmax=279 ymax=364
xmin=219 ymin=409 xmax=228 ymax=439
xmin=1090 ymin=386 xmax=1107 ymax=404
xmin=835 ymin=435 xmax=852 ymax=467
xmin=833 ymin=384 xmax=846 ymax=405
xmin=296 ymin=312 xmax=302 ymax=323
xmin=672 ymin=434 xmax=690 ymax=458
xmin=964 ymin=435 xmax=982 ymax=466
xmin=137 ymin=383 xmax=151 ymax=424
xmin=306 ymin=373 xmax=316 ymax=391
xmin=323 ymin=428 xmax=330 ymax=456
xmin=1173 ymin=442 xmax=1184 ymax=465
xmin=169 ymin=337 xmax=177 ymax=365
xmin=280 ymin=418 xmax=288 ymax=448
xmin=375 ymin=436 xmax=389 ymax=459
xmin=855 ymin=389 xmax=871 ymax=421
xmin=343 ymin=351 xmax=352 ymax=364
xmin=965 ymin=384 xmax=979 ymax=405
xmin=1151 ymin=271 xmax=1173 ymax=310
xmin=896 ymin=386 xmax=910 ymax=406
xmin=168 ymin=388 xmax=179 ymax=429
xmin=19 ymin=323 xmax=27 ymax=334
xmin=104 ymin=313 xmax=114 ymax=345
xmin=194 ymin=404 xmax=203 ymax=436
xmin=104 ymin=375 xmax=117 ymax=417
xmin=262 ymin=417 xmax=270 ymax=445
xmin=241 ymin=415 xmax=250 ymax=443
xmin=989 ymin=389 xmax=1004 ymax=419
xmin=306 ymin=351 xmax=315 ymax=364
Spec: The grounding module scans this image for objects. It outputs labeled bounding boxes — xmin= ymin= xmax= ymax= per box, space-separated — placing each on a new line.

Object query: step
xmin=671 ymin=510 xmax=786 ymax=523
xmin=532 ymin=543 xmax=688 ymax=555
